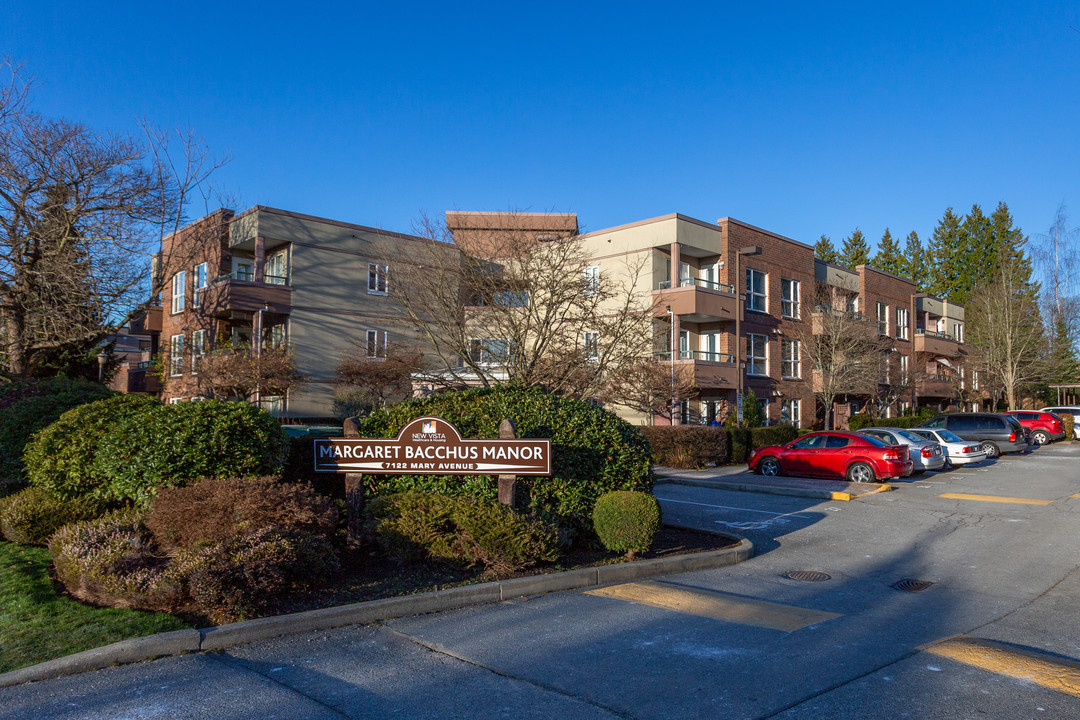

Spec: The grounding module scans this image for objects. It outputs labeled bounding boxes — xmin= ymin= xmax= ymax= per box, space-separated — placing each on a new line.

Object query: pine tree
xmin=840 ymin=228 xmax=871 ymax=268
xmin=814 ymin=234 xmax=839 ymax=264
xmin=903 ymin=231 xmax=929 ymax=290
xmin=926 ymin=207 xmax=963 ymax=299
xmin=872 ymin=228 xmax=905 ymax=277
xmin=990 ymin=201 xmax=1037 ymax=295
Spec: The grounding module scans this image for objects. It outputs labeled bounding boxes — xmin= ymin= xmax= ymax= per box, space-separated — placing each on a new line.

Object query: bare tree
xmin=0 ymin=59 xmax=228 ymax=377
xmin=195 ymin=343 xmax=305 ymax=402
xmin=601 ymin=357 xmax=698 ymax=424
xmin=383 ymin=212 xmax=657 ymax=402
xmin=335 ymin=341 xmax=425 ymax=413
xmin=966 ymin=252 xmax=1046 ymax=410
xmin=789 ymin=282 xmax=890 ymax=429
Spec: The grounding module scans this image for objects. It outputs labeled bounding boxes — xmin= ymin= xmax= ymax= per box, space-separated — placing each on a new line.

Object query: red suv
xmin=749 ymin=431 xmax=912 ymax=483
xmin=1004 ymin=411 xmax=1066 ymax=445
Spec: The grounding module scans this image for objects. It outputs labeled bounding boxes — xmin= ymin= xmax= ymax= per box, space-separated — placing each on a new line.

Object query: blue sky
xmin=5 ymin=2 xmax=1080 ymax=257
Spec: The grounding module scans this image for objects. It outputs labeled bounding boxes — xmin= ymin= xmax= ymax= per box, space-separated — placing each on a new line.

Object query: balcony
xmin=656 ymin=350 xmax=739 ymax=389
xmin=916 ymin=373 xmax=954 ymax=397
xmin=914 ymin=328 xmax=961 ymax=357
xmin=653 ymin=278 xmax=737 ymax=323
xmin=199 ymin=272 xmax=292 ymax=318
xmin=810 ymin=306 xmax=872 ymax=336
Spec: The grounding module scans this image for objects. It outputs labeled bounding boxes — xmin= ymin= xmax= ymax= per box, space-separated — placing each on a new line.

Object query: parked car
xmin=857 ymin=427 xmax=946 ymax=474
xmin=1004 ymin=410 xmax=1066 ymax=445
xmin=749 ymin=431 xmax=913 ymax=483
xmin=916 ymin=413 xmax=1028 ymax=458
xmin=1039 ymin=406 xmax=1080 ymax=439
xmin=908 ymin=428 xmax=987 ymax=467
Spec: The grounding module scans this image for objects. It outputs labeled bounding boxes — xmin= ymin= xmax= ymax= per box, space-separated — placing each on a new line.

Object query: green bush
xmin=25 ymin=394 xmax=161 ymax=500
xmin=368 ymin=491 xmax=559 ymax=575
xmin=1061 ymin=413 xmax=1074 ymax=439
xmin=592 ymin=490 xmax=661 ymax=556
xmin=848 ymin=413 xmax=872 ymax=430
xmin=0 ymin=378 xmax=113 ymax=489
xmin=358 ymin=385 xmax=653 ymax=537
xmin=640 ymin=426 xmax=729 ymax=468
xmin=727 ymin=427 xmax=752 ymax=462
xmin=0 ymin=487 xmax=106 ymax=545
xmin=849 ymin=414 xmax=919 ymax=430
xmin=750 ymin=425 xmax=800 ymax=448
xmin=91 ymin=400 xmax=290 ymax=505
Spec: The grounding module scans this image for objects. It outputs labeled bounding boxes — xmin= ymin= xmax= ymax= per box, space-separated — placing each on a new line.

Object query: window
xmin=757 ymin=398 xmax=770 ymax=426
xmin=780 ymin=278 xmax=800 ymax=318
xmin=878 ymin=351 xmax=890 ymax=383
xmin=900 ymin=354 xmax=909 ymax=383
xmin=171 ymin=272 xmax=186 ymax=313
xmin=781 ymin=339 xmax=800 ymax=378
xmin=747 ymin=333 xmax=767 ymax=375
xmin=847 ymin=295 xmax=859 ymax=315
xmin=469 ymin=338 xmax=510 ymax=365
xmin=745 ymin=268 xmax=766 ymax=312
xmin=953 ymin=322 xmax=964 ymax=343
xmin=266 ymin=253 xmax=287 ymax=285
xmin=234 ymin=260 xmax=254 ymax=281
xmin=584 ymin=266 xmax=600 ymax=296
xmin=192 ymin=263 xmax=207 ymax=308
xmin=781 ymin=399 xmax=801 ymax=428
xmin=583 ymin=331 xmax=599 ymax=361
xmin=366 ymin=329 xmax=387 ymax=359
xmin=825 ymin=435 xmax=851 ymax=449
xmin=877 ymin=302 xmax=889 ymax=335
xmin=896 ymin=307 xmax=909 ymax=339
xmin=169 ymin=334 xmax=184 ymax=376
xmin=368 ymin=263 xmax=388 ymax=294
xmin=972 ymin=370 xmax=979 ymax=390
xmin=191 ymin=329 xmax=207 ymax=374
xmin=270 ymin=323 xmax=287 ymax=348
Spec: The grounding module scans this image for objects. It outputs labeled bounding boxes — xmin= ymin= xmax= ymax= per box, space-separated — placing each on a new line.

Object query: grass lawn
xmin=0 ymin=541 xmax=192 ymax=674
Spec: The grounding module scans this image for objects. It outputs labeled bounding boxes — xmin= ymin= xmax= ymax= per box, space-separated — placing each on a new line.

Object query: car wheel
xmin=759 ymin=457 xmax=781 ymax=477
xmin=1033 ymin=430 xmax=1049 ymax=445
xmin=980 ymin=441 xmax=999 ymax=458
xmin=846 ymin=461 xmax=876 ymax=484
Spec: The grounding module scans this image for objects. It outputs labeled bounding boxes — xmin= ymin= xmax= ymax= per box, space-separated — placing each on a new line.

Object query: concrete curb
xmin=0 ymin=536 xmax=753 ymax=688
xmin=658 ymin=475 xmax=893 ymax=501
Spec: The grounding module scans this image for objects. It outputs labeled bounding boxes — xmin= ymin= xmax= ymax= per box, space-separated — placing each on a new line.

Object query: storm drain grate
xmin=782 ymin=570 xmax=832 ymax=582
xmin=892 ymin=578 xmax=934 ymax=592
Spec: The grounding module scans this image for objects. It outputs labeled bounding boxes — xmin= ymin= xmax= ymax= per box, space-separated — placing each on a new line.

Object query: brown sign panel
xmin=313 ymin=416 xmax=551 ymax=475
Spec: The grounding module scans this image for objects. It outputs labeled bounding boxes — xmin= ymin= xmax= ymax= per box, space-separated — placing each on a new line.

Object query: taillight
xmin=1008 ymin=432 xmax=1016 ymax=442
xmin=883 ymin=451 xmax=900 ymax=460
xmin=921 ymin=447 xmax=933 ymax=458
xmin=962 ymin=446 xmax=973 ymax=453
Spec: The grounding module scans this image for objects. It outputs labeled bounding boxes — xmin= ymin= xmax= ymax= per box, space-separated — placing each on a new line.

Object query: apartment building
xmin=157 ymin=206 xmax=447 ymax=418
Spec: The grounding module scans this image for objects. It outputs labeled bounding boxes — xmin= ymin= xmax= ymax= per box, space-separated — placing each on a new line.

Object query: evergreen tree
xmin=840 ymin=228 xmax=871 ymax=268
xmin=872 ymin=228 xmax=905 ymax=277
xmin=990 ymin=201 xmax=1036 ymax=295
xmin=926 ymin=207 xmax=963 ymax=299
xmin=903 ymin=231 xmax=929 ymax=290
xmin=814 ymin=234 xmax=839 ymax=264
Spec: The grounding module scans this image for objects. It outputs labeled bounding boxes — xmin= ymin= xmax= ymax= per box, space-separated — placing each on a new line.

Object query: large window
xmin=583 ymin=331 xmax=599 ymax=361
xmin=368 ymin=263 xmax=388 ymax=295
xmin=745 ymin=268 xmax=766 ymax=312
xmin=584 ymin=266 xmax=600 ymax=296
xmin=952 ymin=322 xmax=964 ymax=343
xmin=781 ymin=399 xmax=801 ymax=428
xmin=366 ymin=329 xmax=387 ymax=358
xmin=191 ymin=329 xmax=207 ymax=374
xmin=266 ymin=252 xmax=287 ymax=285
xmin=469 ymin=338 xmax=510 ymax=365
xmin=747 ymin=333 xmax=767 ymax=376
xmin=171 ymin=272 xmax=186 ymax=314
xmin=192 ymin=263 xmax=207 ymax=309
xmin=878 ymin=351 xmax=890 ymax=383
xmin=895 ymin=307 xmax=909 ymax=340
xmin=900 ymin=353 xmax=909 ymax=383
xmin=169 ymin=334 xmax=184 ymax=376
xmin=270 ymin=323 xmax=287 ymax=348
xmin=780 ymin=278 xmax=799 ymax=318
xmin=781 ymin=339 xmax=800 ymax=378
xmin=876 ymin=302 xmax=889 ymax=335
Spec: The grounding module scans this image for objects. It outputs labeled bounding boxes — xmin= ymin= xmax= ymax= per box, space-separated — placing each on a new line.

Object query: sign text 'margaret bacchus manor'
xmin=313 ymin=417 xmax=551 ymax=475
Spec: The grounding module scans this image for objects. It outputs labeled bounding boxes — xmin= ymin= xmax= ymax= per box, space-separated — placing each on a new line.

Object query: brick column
xmin=254 ymin=236 xmax=266 ymax=282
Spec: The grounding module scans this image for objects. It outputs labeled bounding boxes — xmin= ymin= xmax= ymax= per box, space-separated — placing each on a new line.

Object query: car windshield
xmin=897 ymin=430 xmax=925 ymax=444
xmin=936 ymin=430 xmax=964 ymax=443
xmin=859 ymin=434 xmax=889 ymax=448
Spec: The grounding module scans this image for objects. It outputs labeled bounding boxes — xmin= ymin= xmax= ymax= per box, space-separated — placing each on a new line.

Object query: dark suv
xmin=917 ymin=413 xmax=1028 ymax=458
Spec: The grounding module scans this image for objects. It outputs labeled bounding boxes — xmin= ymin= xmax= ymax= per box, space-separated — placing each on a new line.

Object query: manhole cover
xmin=783 ymin=570 xmax=832 ymax=582
xmin=892 ymin=578 xmax=934 ymax=592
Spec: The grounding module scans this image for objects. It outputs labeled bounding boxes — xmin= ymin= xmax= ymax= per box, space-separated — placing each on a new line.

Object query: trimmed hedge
xmin=358 ymin=385 xmax=652 ymax=536
xmin=25 ymin=394 xmax=161 ymax=499
xmin=592 ymin=490 xmax=660 ymax=556
xmin=368 ymin=491 xmax=559 ymax=575
xmin=849 ymin=414 xmax=920 ymax=430
xmin=0 ymin=378 xmax=113 ymax=489
xmin=0 ymin=486 xmax=106 ymax=545
xmin=640 ymin=426 xmax=728 ymax=469
xmin=1061 ymin=413 xmax=1075 ymax=440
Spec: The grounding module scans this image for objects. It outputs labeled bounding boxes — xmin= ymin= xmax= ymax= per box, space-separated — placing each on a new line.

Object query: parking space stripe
xmin=921 ymin=635 xmax=1080 ymax=698
xmin=938 ymin=493 xmax=1054 ymax=505
xmin=584 ymin=580 xmax=841 ymax=632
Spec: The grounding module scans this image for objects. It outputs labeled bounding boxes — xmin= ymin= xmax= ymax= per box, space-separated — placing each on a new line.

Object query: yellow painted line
xmin=922 ymin=635 xmax=1080 ymax=698
xmin=584 ymin=580 xmax=841 ymax=632
xmin=939 ymin=493 xmax=1054 ymax=506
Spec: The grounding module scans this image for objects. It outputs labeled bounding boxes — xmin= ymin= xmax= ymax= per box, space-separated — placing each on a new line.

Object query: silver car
xmin=858 ymin=427 xmax=946 ymax=474
xmin=908 ymin=428 xmax=986 ymax=467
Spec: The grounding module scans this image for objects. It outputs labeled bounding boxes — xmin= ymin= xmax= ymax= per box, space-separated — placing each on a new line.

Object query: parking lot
xmin=3 ymin=443 xmax=1080 ymax=719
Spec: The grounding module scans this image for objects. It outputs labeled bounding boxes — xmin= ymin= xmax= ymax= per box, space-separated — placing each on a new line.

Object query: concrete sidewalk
xmin=654 ymin=464 xmax=893 ymax=501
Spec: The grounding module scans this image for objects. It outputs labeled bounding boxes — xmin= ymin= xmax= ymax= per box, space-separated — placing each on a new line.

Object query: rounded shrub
xmin=92 ymin=400 xmax=290 ymax=505
xmin=25 ymin=394 xmax=161 ymax=499
xmin=0 ymin=486 xmax=106 ymax=545
xmin=0 ymin=378 xmax=113 ymax=489
xmin=358 ymin=385 xmax=653 ymax=536
xmin=592 ymin=490 xmax=661 ymax=557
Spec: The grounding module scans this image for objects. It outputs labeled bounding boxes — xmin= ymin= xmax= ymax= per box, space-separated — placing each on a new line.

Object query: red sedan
xmin=1003 ymin=411 xmax=1066 ymax=445
xmin=748 ymin=431 xmax=913 ymax=483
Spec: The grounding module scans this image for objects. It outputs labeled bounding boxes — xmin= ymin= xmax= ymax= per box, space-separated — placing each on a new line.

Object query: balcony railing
xmin=915 ymin=328 xmax=954 ymax=341
xmin=213 ymin=271 xmax=289 ymax=286
xmin=657 ymin=277 xmax=735 ymax=293
xmin=813 ymin=304 xmax=864 ymax=320
xmin=656 ymin=350 xmax=735 ymax=363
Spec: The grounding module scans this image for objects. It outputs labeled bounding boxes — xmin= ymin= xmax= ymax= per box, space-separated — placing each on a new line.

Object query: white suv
xmin=1040 ymin=407 xmax=1080 ymax=439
